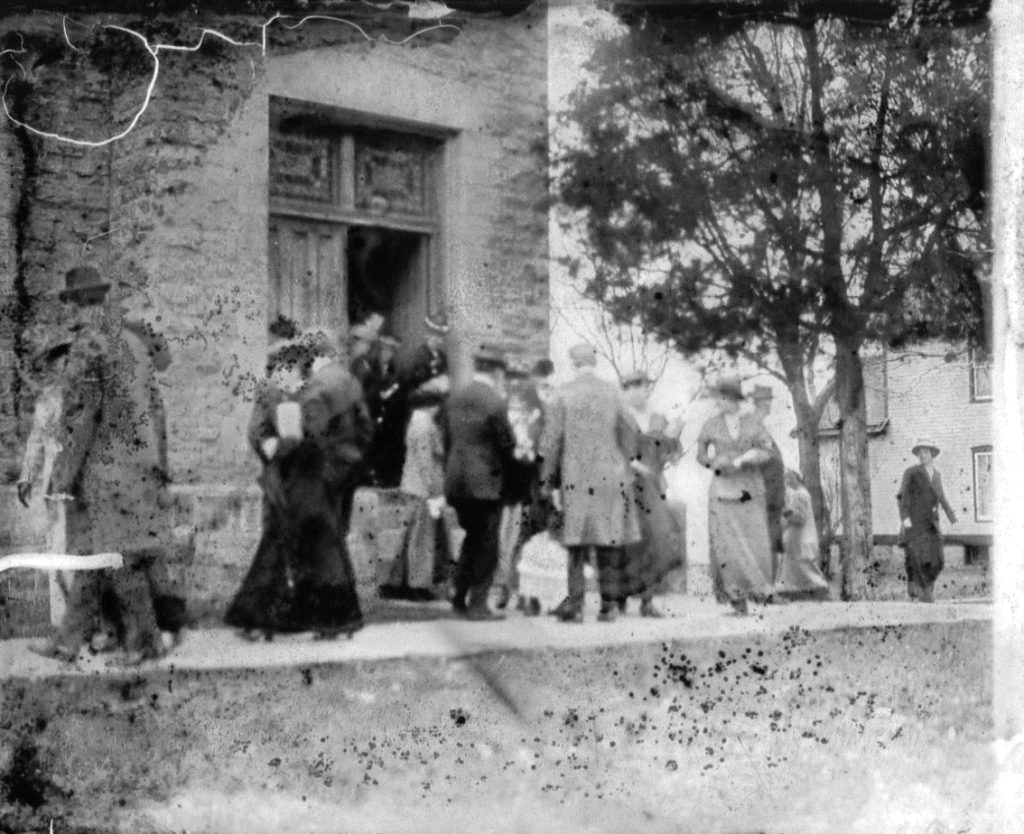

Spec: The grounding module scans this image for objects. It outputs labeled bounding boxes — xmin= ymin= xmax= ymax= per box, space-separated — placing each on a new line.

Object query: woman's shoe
xmin=730 ymin=598 xmax=750 ymax=616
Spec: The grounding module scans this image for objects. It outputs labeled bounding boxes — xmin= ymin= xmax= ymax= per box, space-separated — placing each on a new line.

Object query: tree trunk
xmin=834 ymin=343 xmax=871 ymax=601
xmin=786 ymin=387 xmax=832 ymax=572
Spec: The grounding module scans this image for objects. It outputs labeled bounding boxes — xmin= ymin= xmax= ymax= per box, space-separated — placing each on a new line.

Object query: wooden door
xmin=268 ymin=216 xmax=347 ymax=335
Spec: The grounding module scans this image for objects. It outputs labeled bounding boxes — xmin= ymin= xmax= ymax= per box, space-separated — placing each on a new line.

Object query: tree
xmin=555 ymin=9 xmax=988 ymax=598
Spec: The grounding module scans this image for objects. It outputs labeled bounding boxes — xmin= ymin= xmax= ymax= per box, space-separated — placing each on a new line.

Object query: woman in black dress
xmin=226 ymin=332 xmax=373 ymax=640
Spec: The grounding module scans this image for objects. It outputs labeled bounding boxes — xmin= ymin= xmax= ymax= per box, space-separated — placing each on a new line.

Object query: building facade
xmin=0 ymin=2 xmax=549 ymax=621
xmin=819 ymin=344 xmax=994 ymax=559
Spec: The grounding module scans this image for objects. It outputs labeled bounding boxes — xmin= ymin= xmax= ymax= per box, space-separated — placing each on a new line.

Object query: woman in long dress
xmin=776 ymin=469 xmax=831 ymax=601
xmin=695 ymin=378 xmax=775 ymax=615
xmin=381 ymin=374 xmax=451 ymax=601
xmin=620 ymin=373 xmax=686 ymax=617
xmin=225 ymin=333 xmax=373 ymax=639
xmin=897 ymin=439 xmax=958 ymax=603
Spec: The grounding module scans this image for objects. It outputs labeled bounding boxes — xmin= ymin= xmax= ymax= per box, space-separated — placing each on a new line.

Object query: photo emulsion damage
xmin=0 ymin=0 xmax=1016 ymax=831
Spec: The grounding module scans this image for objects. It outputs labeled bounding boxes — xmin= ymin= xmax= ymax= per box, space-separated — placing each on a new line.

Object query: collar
xmin=472 ymin=372 xmax=496 ymax=390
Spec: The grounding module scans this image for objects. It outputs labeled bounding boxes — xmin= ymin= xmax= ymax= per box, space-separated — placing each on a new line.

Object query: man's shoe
xmin=730 ymin=597 xmax=750 ymax=616
xmin=639 ymin=601 xmax=664 ymax=618
xmin=617 ymin=599 xmax=628 ymax=614
xmin=557 ymin=608 xmax=584 ymax=624
xmin=597 ymin=607 xmax=618 ymax=623
xmin=452 ymin=596 xmax=469 ymax=615
xmin=526 ymin=597 xmax=542 ymax=617
xmin=28 ymin=641 xmax=77 ymax=663
xmin=550 ymin=597 xmax=574 ymax=618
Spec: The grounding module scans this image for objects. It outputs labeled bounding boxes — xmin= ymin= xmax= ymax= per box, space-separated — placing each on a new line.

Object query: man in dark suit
xmin=439 ymin=347 xmax=517 ymax=620
xmin=897 ymin=439 xmax=958 ymax=603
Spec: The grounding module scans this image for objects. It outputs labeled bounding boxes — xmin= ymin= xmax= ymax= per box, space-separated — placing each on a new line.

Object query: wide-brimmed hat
xmin=622 ymin=370 xmax=651 ymax=389
xmin=473 ymin=345 xmax=508 ymax=372
xmin=749 ymin=384 xmax=774 ymax=402
xmin=710 ymin=376 xmax=744 ymax=401
xmin=912 ymin=439 xmax=940 ymax=457
xmin=425 ymin=310 xmax=450 ymax=335
xmin=59 ymin=265 xmax=110 ymax=304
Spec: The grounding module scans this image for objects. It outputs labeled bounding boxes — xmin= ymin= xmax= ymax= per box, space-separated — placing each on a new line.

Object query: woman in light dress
xmin=776 ymin=469 xmax=831 ymax=601
xmin=695 ymin=377 xmax=776 ymax=615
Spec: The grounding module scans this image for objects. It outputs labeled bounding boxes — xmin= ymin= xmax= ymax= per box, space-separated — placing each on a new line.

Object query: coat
xmin=439 ymin=379 xmax=516 ymax=502
xmin=897 ymin=464 xmax=955 ymax=572
xmin=539 ymin=371 xmax=641 ymax=548
xmin=48 ymin=322 xmax=171 ymax=556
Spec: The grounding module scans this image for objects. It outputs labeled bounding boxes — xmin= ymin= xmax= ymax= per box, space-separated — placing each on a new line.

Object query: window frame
xmin=972 ymin=444 xmax=994 ymax=523
xmin=969 ymin=347 xmax=993 ymax=403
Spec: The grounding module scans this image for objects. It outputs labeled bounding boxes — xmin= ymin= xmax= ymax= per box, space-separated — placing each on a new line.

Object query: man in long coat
xmin=439 ymin=347 xmax=517 ymax=620
xmin=897 ymin=439 xmax=958 ymax=603
xmin=540 ymin=343 xmax=641 ymax=623
xmin=35 ymin=266 xmax=173 ymax=663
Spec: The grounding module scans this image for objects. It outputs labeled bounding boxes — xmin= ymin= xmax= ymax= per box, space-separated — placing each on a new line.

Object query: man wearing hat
xmin=749 ymin=384 xmax=787 ymax=578
xmin=897 ymin=439 xmax=958 ymax=603
xmin=29 ymin=265 xmax=175 ymax=663
xmin=539 ymin=343 xmax=642 ymax=623
xmin=439 ymin=345 xmax=518 ymax=620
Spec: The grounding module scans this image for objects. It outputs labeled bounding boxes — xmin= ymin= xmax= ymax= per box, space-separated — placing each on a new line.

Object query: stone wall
xmin=0 ymin=5 xmax=549 ymax=617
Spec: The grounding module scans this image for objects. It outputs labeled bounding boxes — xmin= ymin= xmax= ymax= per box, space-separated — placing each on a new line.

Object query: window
xmin=970 ymin=348 xmax=993 ymax=402
xmin=972 ymin=445 xmax=993 ymax=522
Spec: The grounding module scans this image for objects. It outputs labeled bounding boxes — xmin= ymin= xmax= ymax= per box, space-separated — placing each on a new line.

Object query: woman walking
xmin=897 ymin=439 xmax=958 ymax=603
xmin=776 ymin=469 xmax=831 ymax=601
xmin=381 ymin=374 xmax=451 ymax=601
xmin=226 ymin=331 xmax=373 ymax=640
xmin=695 ymin=377 xmax=776 ymax=615
xmin=620 ymin=372 xmax=685 ymax=618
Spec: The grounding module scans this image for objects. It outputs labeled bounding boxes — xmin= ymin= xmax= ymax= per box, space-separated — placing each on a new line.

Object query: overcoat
xmin=440 ymin=379 xmax=517 ymax=502
xmin=897 ymin=464 xmax=955 ymax=579
xmin=49 ymin=322 xmax=171 ymax=556
xmin=539 ymin=371 xmax=641 ymax=548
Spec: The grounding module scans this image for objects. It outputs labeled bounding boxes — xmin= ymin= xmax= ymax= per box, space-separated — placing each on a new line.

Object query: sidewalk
xmin=0 ymin=594 xmax=992 ymax=680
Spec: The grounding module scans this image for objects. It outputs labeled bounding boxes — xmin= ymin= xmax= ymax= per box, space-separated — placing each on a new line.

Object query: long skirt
xmin=624 ymin=474 xmax=685 ymax=598
xmin=708 ymin=476 xmax=774 ymax=604
xmin=383 ymin=497 xmax=450 ymax=595
xmin=226 ymin=449 xmax=362 ymax=634
xmin=776 ymin=529 xmax=830 ymax=600
xmin=902 ymin=524 xmax=944 ymax=596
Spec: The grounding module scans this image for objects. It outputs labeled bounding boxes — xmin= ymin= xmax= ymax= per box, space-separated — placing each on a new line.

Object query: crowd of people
xmin=13 ymin=266 xmax=960 ymax=665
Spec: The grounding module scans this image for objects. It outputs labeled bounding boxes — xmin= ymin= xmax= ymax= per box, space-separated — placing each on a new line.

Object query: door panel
xmin=268 ymin=216 xmax=347 ymax=335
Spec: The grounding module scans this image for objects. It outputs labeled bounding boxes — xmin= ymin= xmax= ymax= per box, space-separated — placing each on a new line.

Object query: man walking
xmin=31 ymin=266 xmax=174 ymax=664
xmin=540 ymin=343 xmax=641 ymax=623
xmin=440 ymin=346 xmax=517 ymax=620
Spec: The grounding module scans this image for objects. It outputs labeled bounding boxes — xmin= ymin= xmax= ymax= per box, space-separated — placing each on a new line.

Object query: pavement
xmin=0 ymin=593 xmax=993 ymax=680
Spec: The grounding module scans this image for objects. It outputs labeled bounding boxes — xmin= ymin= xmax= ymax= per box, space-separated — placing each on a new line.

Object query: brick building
xmin=819 ymin=344 xmax=994 ymax=561
xmin=0 ymin=0 xmax=549 ymax=622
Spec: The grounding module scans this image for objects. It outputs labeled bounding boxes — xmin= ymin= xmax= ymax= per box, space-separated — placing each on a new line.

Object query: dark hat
xmin=531 ymin=358 xmax=554 ymax=378
xmin=710 ymin=376 xmax=744 ymax=401
xmin=912 ymin=438 xmax=940 ymax=458
xmin=622 ymin=370 xmax=651 ymax=389
xmin=59 ymin=265 xmax=110 ymax=304
xmin=425 ymin=310 xmax=450 ymax=335
xmin=750 ymin=384 xmax=774 ymax=402
xmin=473 ymin=345 xmax=508 ymax=372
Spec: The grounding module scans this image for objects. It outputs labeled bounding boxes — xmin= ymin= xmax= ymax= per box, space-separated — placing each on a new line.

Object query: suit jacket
xmin=440 ymin=379 xmax=516 ymax=502
xmin=539 ymin=371 xmax=641 ymax=547
xmin=898 ymin=464 xmax=955 ymax=533
xmin=49 ymin=321 xmax=170 ymax=555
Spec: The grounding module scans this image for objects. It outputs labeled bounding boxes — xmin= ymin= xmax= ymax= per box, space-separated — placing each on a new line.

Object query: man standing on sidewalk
xmin=440 ymin=346 xmax=517 ymax=620
xmin=540 ymin=343 xmax=641 ymax=623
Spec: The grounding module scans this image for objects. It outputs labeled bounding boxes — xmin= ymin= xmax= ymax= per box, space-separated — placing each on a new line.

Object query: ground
xmin=0 ymin=594 xmax=999 ymax=834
